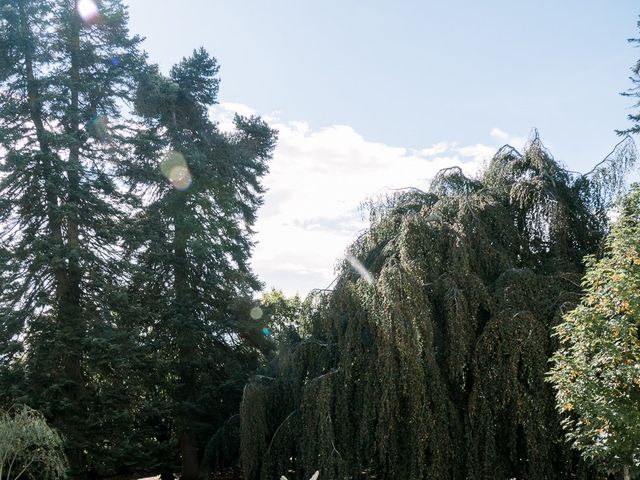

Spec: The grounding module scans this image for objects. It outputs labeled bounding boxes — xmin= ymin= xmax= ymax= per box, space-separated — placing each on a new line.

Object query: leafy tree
xmin=124 ymin=49 xmax=276 ymax=480
xmin=0 ymin=0 xmax=151 ymax=475
xmin=0 ymin=405 xmax=68 ymax=480
xmin=549 ymin=185 xmax=640 ymax=480
xmin=259 ymin=288 xmax=303 ymax=345
xmin=240 ymin=136 xmax=635 ymax=480
xmin=619 ymin=16 xmax=640 ymax=135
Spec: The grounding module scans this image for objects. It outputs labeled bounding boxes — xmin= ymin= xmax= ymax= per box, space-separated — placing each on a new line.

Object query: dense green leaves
xmin=240 ymin=136 xmax=635 ymax=480
xmin=259 ymin=289 xmax=303 ymax=345
xmin=1 ymin=2 xmax=638 ymax=479
xmin=0 ymin=2 xmax=275 ymax=478
xmin=549 ymin=185 xmax=640 ymax=477
xmin=0 ymin=0 xmax=147 ymax=475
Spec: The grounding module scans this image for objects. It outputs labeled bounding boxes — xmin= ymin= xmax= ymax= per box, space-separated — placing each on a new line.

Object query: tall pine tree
xmin=125 ymin=50 xmax=276 ymax=479
xmin=0 ymin=0 xmax=145 ymax=476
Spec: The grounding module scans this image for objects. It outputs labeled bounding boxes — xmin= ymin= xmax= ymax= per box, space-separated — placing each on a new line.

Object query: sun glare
xmin=77 ymin=0 xmax=99 ymax=23
xmin=346 ymin=254 xmax=374 ymax=285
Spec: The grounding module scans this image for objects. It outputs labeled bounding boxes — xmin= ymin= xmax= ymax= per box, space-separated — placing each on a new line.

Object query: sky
xmin=124 ymin=0 xmax=639 ymax=295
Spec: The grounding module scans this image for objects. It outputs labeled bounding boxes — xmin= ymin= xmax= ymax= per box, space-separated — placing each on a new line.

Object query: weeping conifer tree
xmin=240 ymin=134 xmax=636 ymax=480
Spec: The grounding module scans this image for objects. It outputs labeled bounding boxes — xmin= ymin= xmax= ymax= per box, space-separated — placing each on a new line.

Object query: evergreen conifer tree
xmin=125 ymin=50 xmax=276 ymax=479
xmin=0 ymin=0 xmax=146 ymax=475
xmin=620 ymin=16 xmax=640 ymax=135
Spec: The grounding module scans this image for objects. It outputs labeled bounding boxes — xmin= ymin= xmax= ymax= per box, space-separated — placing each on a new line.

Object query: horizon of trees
xmin=0 ymin=3 xmax=639 ymax=480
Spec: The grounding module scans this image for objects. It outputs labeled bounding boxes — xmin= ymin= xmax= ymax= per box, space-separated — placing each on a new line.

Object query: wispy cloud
xmin=491 ymin=127 xmax=526 ymax=150
xmin=212 ymin=104 xmax=524 ymax=296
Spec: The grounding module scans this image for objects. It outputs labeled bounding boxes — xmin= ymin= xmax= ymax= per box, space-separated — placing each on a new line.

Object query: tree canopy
xmin=1 ymin=2 xmax=639 ymax=479
xmin=124 ymin=48 xmax=277 ymax=480
xmin=0 ymin=1 xmax=276 ymax=478
xmin=240 ymin=135 xmax=636 ymax=480
xmin=0 ymin=0 xmax=145 ymax=473
xmin=549 ymin=184 xmax=640 ymax=479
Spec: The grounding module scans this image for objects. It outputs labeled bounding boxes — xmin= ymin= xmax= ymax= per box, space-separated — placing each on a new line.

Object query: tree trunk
xmin=156 ymin=421 xmax=174 ymax=480
xmin=173 ymin=191 xmax=200 ymax=480
xmin=624 ymin=464 xmax=630 ymax=480
xmin=62 ymin=5 xmax=88 ymax=477
xmin=18 ymin=1 xmax=87 ymax=477
xmin=180 ymin=431 xmax=200 ymax=480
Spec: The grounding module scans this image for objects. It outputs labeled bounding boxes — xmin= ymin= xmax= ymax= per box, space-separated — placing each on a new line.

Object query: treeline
xmin=0 ymin=1 xmax=277 ymax=479
xmin=2 ymin=2 xmax=640 ymax=480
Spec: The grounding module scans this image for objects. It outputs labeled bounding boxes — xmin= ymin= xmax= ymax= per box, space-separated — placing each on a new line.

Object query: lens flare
xmin=87 ymin=115 xmax=109 ymax=142
xmin=160 ymin=151 xmax=192 ymax=190
xmin=262 ymin=327 xmax=271 ymax=337
xmin=77 ymin=0 xmax=99 ymax=23
xmin=250 ymin=307 xmax=263 ymax=320
xmin=168 ymin=166 xmax=191 ymax=190
xmin=346 ymin=254 xmax=374 ymax=285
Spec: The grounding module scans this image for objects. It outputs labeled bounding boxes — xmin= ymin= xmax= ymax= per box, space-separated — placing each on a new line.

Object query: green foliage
xmin=201 ymin=414 xmax=241 ymax=477
xmin=0 ymin=2 xmax=274 ymax=478
xmin=619 ymin=16 xmax=640 ymax=135
xmin=0 ymin=405 xmax=68 ymax=480
xmin=240 ymin=135 xmax=636 ymax=480
xmin=124 ymin=48 xmax=277 ymax=479
xmin=260 ymin=289 xmax=303 ymax=345
xmin=549 ymin=185 xmax=640 ymax=476
xmin=0 ymin=0 xmax=151 ymax=475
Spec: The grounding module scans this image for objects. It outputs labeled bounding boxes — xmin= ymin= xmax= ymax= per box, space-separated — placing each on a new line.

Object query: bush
xmin=0 ymin=405 xmax=68 ymax=479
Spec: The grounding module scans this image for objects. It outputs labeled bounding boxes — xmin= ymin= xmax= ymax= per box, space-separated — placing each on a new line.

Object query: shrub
xmin=0 ymin=405 xmax=68 ymax=479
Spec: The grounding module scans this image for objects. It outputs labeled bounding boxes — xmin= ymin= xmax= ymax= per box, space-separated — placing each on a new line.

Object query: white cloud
xmin=490 ymin=127 xmax=510 ymax=142
xmin=220 ymin=102 xmax=255 ymax=117
xmin=456 ymin=144 xmax=497 ymax=164
xmin=211 ymin=103 xmax=524 ymax=296
xmin=420 ymin=142 xmax=455 ymax=156
xmin=491 ymin=127 xmax=527 ymax=151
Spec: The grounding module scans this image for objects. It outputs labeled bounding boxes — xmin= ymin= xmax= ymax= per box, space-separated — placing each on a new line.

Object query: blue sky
xmin=124 ymin=1 xmax=639 ymax=295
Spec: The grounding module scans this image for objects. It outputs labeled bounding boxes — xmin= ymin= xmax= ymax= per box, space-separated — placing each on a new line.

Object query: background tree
xmin=259 ymin=289 xmax=303 ymax=345
xmin=549 ymin=185 xmax=640 ymax=480
xmin=0 ymin=0 xmax=147 ymax=476
xmin=124 ymin=49 xmax=276 ymax=480
xmin=620 ymin=16 xmax=640 ymax=135
xmin=240 ymin=135 xmax=636 ymax=480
